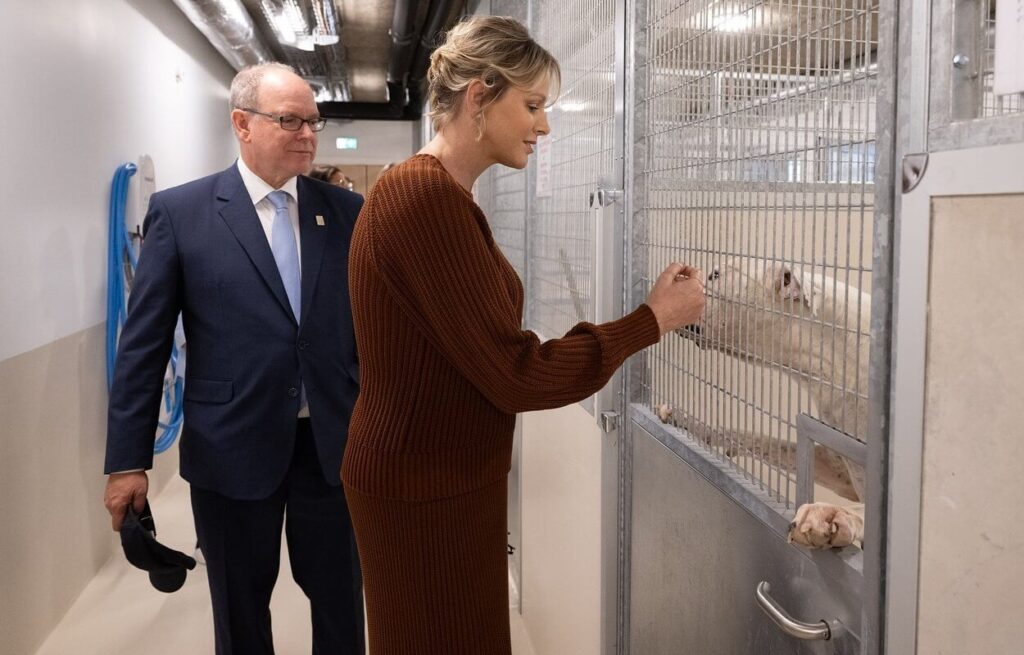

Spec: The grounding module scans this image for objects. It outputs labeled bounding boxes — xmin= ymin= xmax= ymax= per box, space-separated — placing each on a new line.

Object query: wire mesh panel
xmin=527 ymin=0 xmax=617 ymax=338
xmin=979 ymin=0 xmax=1024 ymax=117
xmin=476 ymin=165 xmax=528 ymax=279
xmin=633 ymin=0 xmax=879 ymax=513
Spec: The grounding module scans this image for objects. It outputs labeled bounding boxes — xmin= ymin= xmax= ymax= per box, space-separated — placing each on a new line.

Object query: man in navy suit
xmin=103 ymin=63 xmax=363 ymax=654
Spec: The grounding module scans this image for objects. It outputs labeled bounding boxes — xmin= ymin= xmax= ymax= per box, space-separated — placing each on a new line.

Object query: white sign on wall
xmin=535 ymin=134 xmax=552 ymax=198
xmin=994 ymin=0 xmax=1024 ymax=96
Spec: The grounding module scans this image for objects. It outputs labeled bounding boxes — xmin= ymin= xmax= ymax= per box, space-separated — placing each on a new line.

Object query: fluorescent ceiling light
xmin=558 ymin=101 xmax=586 ymax=112
xmin=714 ymin=12 xmax=751 ymax=32
xmin=312 ymin=32 xmax=340 ymax=46
xmin=262 ymin=0 xmax=317 ymax=48
xmin=282 ymin=1 xmax=309 ymax=34
xmin=269 ymin=11 xmax=295 ymax=43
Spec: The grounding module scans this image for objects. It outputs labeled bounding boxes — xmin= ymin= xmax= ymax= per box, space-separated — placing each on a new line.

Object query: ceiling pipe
xmin=387 ymin=0 xmax=423 ymax=88
xmin=318 ymin=0 xmax=464 ymax=121
xmin=408 ymin=0 xmax=461 ymax=90
xmin=321 ymin=0 xmax=424 ymax=120
xmin=311 ymin=0 xmax=341 ymax=45
xmin=311 ymin=0 xmax=351 ymax=102
xmin=170 ymin=0 xmax=273 ymax=70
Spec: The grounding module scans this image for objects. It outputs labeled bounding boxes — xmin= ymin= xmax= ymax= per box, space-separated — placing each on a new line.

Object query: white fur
xmin=674 ymin=257 xmax=869 ymax=548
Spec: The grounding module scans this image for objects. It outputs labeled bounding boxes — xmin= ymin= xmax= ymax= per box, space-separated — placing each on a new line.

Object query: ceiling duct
xmin=319 ymin=0 xmax=462 ymax=121
xmin=170 ymin=0 xmax=273 ymax=70
xmin=175 ymin=0 xmax=466 ymax=120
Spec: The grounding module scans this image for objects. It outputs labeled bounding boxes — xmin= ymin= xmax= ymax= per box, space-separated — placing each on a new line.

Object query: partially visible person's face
xmin=329 ymin=172 xmax=346 ymax=186
xmin=481 ymin=76 xmax=551 ymax=170
xmin=233 ymin=71 xmax=319 ymax=187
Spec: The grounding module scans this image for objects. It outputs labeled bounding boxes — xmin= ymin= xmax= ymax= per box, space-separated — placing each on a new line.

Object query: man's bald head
xmin=229 ymin=62 xmax=306 ymax=113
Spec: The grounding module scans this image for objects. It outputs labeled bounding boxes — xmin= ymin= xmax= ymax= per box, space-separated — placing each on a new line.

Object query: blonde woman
xmin=343 ymin=16 xmax=705 ymax=653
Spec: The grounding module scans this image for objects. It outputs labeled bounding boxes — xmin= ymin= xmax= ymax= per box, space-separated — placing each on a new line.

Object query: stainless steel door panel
xmin=630 ymin=424 xmax=861 ymax=655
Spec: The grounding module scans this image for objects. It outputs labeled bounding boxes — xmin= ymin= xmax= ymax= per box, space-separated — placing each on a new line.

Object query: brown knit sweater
xmin=343 ymin=154 xmax=661 ymax=501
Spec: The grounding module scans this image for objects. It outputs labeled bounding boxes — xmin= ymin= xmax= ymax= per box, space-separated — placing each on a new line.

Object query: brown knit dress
xmin=343 ymin=154 xmax=661 ymax=654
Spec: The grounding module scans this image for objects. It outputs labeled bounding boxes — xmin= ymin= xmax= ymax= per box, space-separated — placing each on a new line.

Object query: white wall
xmin=520 ymin=405 xmax=605 ymax=655
xmin=0 ymin=1 xmax=236 ymax=652
xmin=315 ymin=119 xmax=419 ymax=166
xmin=0 ymin=0 xmax=237 ymax=361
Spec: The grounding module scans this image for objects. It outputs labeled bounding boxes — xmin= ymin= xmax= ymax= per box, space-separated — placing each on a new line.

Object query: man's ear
xmin=773 ymin=264 xmax=806 ymax=304
xmin=231 ymin=109 xmax=251 ymax=142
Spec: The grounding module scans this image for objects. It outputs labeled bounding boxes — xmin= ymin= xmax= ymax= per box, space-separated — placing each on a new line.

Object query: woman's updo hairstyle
xmin=427 ymin=16 xmax=560 ymax=136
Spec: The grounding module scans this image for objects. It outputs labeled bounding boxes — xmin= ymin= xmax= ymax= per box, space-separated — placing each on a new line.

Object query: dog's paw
xmin=788 ymin=503 xmax=863 ymax=549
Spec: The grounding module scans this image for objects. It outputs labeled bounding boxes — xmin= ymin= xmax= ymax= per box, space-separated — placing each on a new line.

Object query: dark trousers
xmin=191 ymin=419 xmax=364 ymax=655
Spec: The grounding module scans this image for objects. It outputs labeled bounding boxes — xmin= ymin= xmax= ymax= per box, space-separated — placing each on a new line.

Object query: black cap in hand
xmin=119 ymin=501 xmax=196 ymax=593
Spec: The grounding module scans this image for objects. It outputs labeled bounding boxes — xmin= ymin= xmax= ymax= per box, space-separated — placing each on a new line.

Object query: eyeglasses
xmin=239 ymin=108 xmax=327 ymax=132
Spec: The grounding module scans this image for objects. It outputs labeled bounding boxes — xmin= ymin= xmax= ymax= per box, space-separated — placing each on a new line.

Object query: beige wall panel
xmin=315 ymin=120 xmax=417 ymax=166
xmin=520 ymin=405 xmax=603 ymax=655
xmin=334 ymin=164 xmax=368 ymax=196
xmin=366 ymin=165 xmax=386 ymax=194
xmin=0 ymin=324 xmax=179 ymax=654
xmin=917 ymin=194 xmax=1024 ymax=654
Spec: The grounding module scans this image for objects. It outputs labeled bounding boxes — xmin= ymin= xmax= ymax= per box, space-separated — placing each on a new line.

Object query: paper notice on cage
xmin=535 ymin=134 xmax=552 ymax=198
xmin=994 ymin=0 xmax=1024 ymax=96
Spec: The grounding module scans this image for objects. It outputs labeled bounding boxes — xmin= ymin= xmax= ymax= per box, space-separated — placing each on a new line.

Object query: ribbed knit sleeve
xmin=365 ymin=158 xmax=661 ymax=414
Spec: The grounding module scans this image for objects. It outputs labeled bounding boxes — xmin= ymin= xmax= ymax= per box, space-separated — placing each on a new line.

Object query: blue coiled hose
xmin=106 ymin=163 xmax=184 ymax=454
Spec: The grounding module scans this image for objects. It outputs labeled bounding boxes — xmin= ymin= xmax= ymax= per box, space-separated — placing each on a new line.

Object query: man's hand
xmin=103 ymin=471 xmax=149 ymax=531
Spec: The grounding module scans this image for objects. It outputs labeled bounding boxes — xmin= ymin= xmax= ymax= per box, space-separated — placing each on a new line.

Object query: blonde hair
xmin=427 ymin=16 xmax=561 ymax=135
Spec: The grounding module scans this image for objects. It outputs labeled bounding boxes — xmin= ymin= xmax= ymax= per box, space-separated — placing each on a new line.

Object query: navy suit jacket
xmin=105 ymin=164 xmax=362 ymax=500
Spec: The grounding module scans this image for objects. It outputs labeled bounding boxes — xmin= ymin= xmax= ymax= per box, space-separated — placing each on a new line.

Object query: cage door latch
xmin=589 ymin=186 xmax=624 ymax=209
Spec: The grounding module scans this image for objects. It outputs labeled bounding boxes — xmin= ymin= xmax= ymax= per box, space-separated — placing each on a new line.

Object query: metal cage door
xmin=622 ymin=1 xmax=896 ymax=653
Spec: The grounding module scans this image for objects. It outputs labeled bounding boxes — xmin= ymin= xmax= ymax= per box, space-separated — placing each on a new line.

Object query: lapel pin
xmin=315 ymin=215 xmax=325 ymax=226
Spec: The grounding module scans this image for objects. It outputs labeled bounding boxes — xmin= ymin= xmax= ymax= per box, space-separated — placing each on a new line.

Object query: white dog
xmin=666 ymin=257 xmax=870 ymax=549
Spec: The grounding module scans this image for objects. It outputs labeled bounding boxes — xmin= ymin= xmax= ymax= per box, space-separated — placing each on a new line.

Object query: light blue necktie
xmin=266 ymin=190 xmax=301 ymax=322
xmin=267 ymin=190 xmax=307 ymax=414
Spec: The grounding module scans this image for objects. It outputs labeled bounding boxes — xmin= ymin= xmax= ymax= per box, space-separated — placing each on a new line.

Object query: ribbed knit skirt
xmin=344 ymin=475 xmax=511 ymax=655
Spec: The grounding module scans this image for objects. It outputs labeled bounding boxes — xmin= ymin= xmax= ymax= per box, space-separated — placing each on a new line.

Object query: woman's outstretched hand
xmin=645 ymin=263 xmax=706 ymax=335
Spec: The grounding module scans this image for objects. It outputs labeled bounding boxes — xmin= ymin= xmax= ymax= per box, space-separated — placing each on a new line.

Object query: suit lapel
xmin=215 ymin=167 xmax=297 ymax=325
xmin=297 ymin=177 xmax=328 ymax=327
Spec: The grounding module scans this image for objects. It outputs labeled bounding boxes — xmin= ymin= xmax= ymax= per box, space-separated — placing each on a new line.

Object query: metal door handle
xmin=755 ymin=581 xmax=831 ymax=641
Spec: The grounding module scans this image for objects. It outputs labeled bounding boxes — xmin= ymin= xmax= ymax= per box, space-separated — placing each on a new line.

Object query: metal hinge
xmin=600 ymin=410 xmax=620 ymax=433
xmin=901 ymin=153 xmax=929 ymax=193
